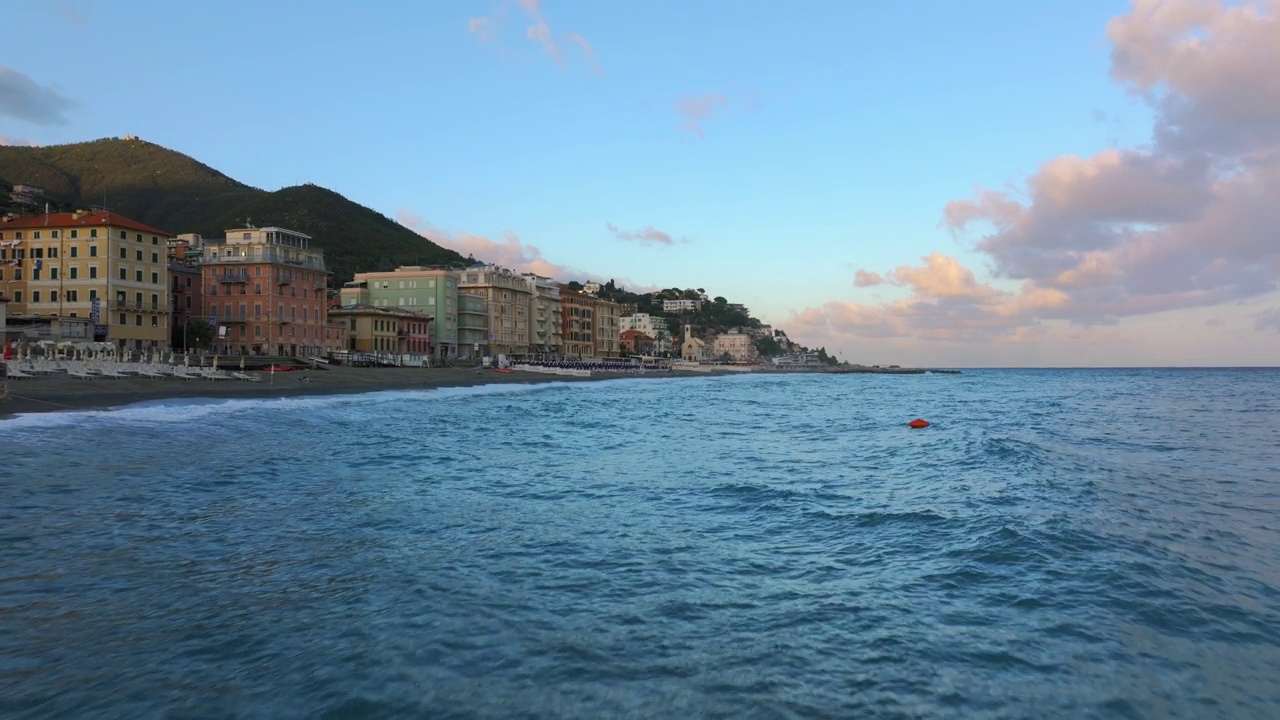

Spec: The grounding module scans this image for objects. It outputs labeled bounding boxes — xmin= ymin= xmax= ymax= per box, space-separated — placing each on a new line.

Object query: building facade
xmin=329 ymin=305 xmax=431 ymax=357
xmin=559 ymin=284 xmax=594 ymax=358
xmin=342 ymin=266 xmax=460 ymax=358
xmin=167 ymin=236 xmax=203 ymax=349
xmin=594 ymin=297 xmax=621 ymax=358
xmin=620 ymin=313 xmax=673 ymax=355
xmin=620 ymin=329 xmax=655 ymax=355
xmin=459 ymin=264 xmax=531 ymax=357
xmin=711 ymin=329 xmax=756 ymax=363
xmin=0 ymin=211 xmax=173 ymax=350
xmin=200 ymin=226 xmax=330 ymax=357
xmin=663 ymin=298 xmax=703 ymax=313
xmin=523 ymin=274 xmax=561 ymax=356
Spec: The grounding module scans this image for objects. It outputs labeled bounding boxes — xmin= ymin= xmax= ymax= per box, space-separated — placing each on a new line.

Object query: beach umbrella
xmin=184 ymin=353 xmax=190 ymax=368
xmin=213 ymin=354 xmax=220 ymax=371
xmin=240 ymin=356 xmax=246 ymax=371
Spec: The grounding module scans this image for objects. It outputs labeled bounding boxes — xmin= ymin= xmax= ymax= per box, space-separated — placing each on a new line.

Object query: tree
xmin=754 ymin=336 xmax=782 ymax=357
xmin=172 ymin=318 xmax=213 ymax=350
xmin=714 ymin=296 xmax=727 ymax=305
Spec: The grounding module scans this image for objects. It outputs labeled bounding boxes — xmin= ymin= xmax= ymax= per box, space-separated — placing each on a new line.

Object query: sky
xmin=1 ymin=0 xmax=1278 ymax=366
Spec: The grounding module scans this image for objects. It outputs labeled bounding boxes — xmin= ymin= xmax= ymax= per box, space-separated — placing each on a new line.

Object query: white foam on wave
xmin=0 ymin=380 xmax=577 ymax=432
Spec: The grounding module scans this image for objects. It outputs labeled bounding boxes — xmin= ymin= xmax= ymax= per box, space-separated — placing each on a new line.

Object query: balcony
xmin=278 ymin=275 xmax=293 ymax=285
xmin=216 ymin=315 xmax=249 ymax=324
xmin=216 ymin=271 xmax=249 ymax=283
xmin=108 ymin=301 xmax=169 ymax=312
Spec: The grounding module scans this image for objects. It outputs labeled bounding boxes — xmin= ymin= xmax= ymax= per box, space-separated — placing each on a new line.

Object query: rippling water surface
xmin=3 ymin=369 xmax=1279 ymax=719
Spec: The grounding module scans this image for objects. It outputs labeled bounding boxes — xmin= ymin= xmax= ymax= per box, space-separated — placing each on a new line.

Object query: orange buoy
xmin=908 ymin=418 xmax=930 ymax=429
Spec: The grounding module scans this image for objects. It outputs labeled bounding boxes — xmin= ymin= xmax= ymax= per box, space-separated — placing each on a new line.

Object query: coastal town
xmin=0 ymin=184 xmax=834 ymax=372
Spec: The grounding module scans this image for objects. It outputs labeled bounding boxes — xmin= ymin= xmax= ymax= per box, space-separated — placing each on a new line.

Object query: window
xmin=49 ymin=247 xmax=58 ymax=258
xmin=89 ymin=289 xmax=97 ymax=300
xmin=13 ymin=291 xmax=20 ymax=302
xmin=135 ymin=270 xmax=143 ymax=282
xmin=32 ymin=268 xmax=41 ymax=281
xmin=151 ymin=252 xmax=158 ymax=263
xmin=136 ymin=315 xmax=143 ymax=326
xmin=50 ymin=290 xmax=58 ymax=303
xmin=89 ymin=266 xmax=98 ymax=279
xmin=90 ymin=229 xmax=98 ymax=238
xmin=135 ymin=233 xmax=142 ymax=243
xmin=152 ymin=236 xmax=158 ymax=245
xmin=70 ymin=246 xmax=78 ymax=258
xmin=50 ymin=268 xmax=58 ymax=280
xmin=33 ymin=231 xmax=41 ymax=240
xmin=33 ymin=247 xmax=44 ymax=258
xmin=254 ymin=283 xmax=261 ymax=293
xmin=152 ymin=316 xmax=158 ymax=327
xmin=255 ymin=266 xmax=262 ymax=276
xmin=32 ymin=291 xmax=41 ymax=303
xmin=67 ymin=290 xmax=77 ymax=302
xmin=120 ymin=230 xmax=127 ymax=240
xmin=119 ymin=313 xmax=126 ymax=325
xmin=135 ymin=249 xmax=142 ymax=261
xmin=255 ymin=324 xmax=262 ymax=337
xmin=151 ymin=272 xmax=158 ymax=284
xmin=151 ymin=293 xmax=159 ymax=308
xmin=51 ymin=230 xmax=59 ymax=239
xmin=119 ymin=267 xmax=127 ymax=280
xmin=185 ymin=296 xmax=191 ymax=309
xmin=89 ymin=245 xmax=98 ymax=257
xmin=14 ymin=232 xmax=21 ymax=240
xmin=120 ymin=247 xmax=127 ymax=259
xmin=71 ymin=230 xmax=78 ymax=239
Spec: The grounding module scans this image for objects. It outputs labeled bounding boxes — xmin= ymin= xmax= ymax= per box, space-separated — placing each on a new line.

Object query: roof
xmin=0 ymin=211 xmax=172 ymax=237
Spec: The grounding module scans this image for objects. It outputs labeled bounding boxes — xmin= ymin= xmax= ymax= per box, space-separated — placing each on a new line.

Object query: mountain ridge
xmin=0 ymin=137 xmax=466 ymax=282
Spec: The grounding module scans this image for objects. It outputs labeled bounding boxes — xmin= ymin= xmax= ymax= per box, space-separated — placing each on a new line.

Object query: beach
xmin=0 ymin=365 xmax=715 ymax=418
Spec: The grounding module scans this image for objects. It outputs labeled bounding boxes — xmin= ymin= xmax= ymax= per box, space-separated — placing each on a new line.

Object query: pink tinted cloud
xmin=606 ymin=223 xmax=686 ymax=247
xmin=467 ymin=17 xmax=495 ymax=44
xmin=525 ymin=21 xmax=562 ymax=65
xmin=0 ymin=134 xmax=38 ymax=146
xmin=677 ymin=93 xmax=728 ymax=139
xmin=565 ymin=32 xmax=602 ymax=75
xmin=854 ymin=270 xmax=885 ymax=287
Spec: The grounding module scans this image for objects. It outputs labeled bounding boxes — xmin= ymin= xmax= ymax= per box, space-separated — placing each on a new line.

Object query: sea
xmin=1 ymin=369 xmax=1278 ymax=719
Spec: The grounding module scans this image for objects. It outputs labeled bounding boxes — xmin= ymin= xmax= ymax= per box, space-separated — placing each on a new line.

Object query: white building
xmin=663 ymin=298 xmax=703 ymax=313
xmin=583 ymin=281 xmax=602 ymax=295
xmin=710 ymin=328 xmax=756 ymax=364
xmin=620 ymin=313 xmax=672 ymax=354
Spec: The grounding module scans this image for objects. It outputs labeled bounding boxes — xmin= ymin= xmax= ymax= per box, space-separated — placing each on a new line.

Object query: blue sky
xmin=4 ymin=0 xmax=1279 ymax=365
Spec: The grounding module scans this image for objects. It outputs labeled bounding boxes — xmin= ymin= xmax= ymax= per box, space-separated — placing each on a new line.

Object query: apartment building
xmin=329 ymin=305 xmax=432 ymax=356
xmin=594 ymin=297 xmax=621 ymax=358
xmin=559 ymin=284 xmax=594 ymax=358
xmin=620 ymin=329 xmax=655 ymax=355
xmin=523 ymin=273 xmax=561 ymax=355
xmin=459 ymin=264 xmax=531 ymax=357
xmin=711 ymin=328 xmax=757 ymax=364
xmin=620 ymin=313 xmax=673 ymax=354
xmin=168 ymin=235 xmax=203 ymax=349
xmin=200 ymin=226 xmax=330 ymax=357
xmin=663 ymin=298 xmax=703 ymax=313
xmin=0 ymin=211 xmax=173 ymax=350
xmin=342 ymin=265 xmax=460 ymax=358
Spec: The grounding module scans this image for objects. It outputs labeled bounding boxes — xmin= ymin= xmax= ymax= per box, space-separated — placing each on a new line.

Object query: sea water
xmin=2 ymin=369 xmax=1278 ymax=719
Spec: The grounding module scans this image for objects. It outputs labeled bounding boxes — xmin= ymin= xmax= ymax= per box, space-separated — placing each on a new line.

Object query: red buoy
xmin=908 ymin=418 xmax=930 ymax=429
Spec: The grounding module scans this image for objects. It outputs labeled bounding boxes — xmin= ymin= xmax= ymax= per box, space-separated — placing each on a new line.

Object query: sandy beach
xmin=0 ymin=365 xmax=720 ymax=419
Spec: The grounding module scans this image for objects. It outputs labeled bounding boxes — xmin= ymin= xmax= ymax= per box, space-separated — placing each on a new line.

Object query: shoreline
xmin=0 ymin=366 xmax=737 ymax=419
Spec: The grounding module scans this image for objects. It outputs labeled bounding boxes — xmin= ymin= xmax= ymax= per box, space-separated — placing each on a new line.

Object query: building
xmin=200 ymin=226 xmax=330 ymax=357
xmin=594 ymin=297 xmax=621 ymax=358
xmin=0 ymin=210 xmax=173 ymax=350
xmin=328 ymin=305 xmax=431 ymax=358
xmin=663 ymin=298 xmax=703 ymax=313
xmin=681 ymin=325 xmax=706 ymax=362
xmin=342 ymin=265 xmax=460 ymax=359
xmin=459 ymin=264 xmax=531 ymax=357
xmin=457 ymin=293 xmax=487 ymax=359
xmin=711 ymin=328 xmax=756 ymax=363
xmin=559 ymin=284 xmax=595 ymax=358
xmin=620 ymin=329 xmax=655 ymax=355
xmin=620 ymin=313 xmax=673 ymax=355
xmin=523 ymin=274 xmax=562 ymax=356
xmin=583 ymin=281 xmax=602 ymax=295
xmin=167 ymin=234 xmax=204 ymax=349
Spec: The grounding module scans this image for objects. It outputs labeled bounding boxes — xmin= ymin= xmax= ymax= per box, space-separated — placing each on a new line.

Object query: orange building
xmin=200 ymin=226 xmax=331 ymax=357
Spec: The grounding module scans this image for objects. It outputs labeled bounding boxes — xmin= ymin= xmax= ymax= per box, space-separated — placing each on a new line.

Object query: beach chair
xmin=231 ymin=371 xmax=262 ymax=382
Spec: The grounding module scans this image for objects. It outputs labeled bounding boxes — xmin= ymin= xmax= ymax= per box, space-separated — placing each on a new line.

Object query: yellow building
xmin=0 ymin=211 xmax=173 ymax=350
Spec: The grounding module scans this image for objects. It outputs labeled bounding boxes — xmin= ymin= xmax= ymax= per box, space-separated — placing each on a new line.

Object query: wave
xmin=0 ymin=381 xmax=573 ymax=431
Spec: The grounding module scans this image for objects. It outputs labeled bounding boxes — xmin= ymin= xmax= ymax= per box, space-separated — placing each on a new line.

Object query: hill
xmin=0 ymin=138 xmax=466 ymax=282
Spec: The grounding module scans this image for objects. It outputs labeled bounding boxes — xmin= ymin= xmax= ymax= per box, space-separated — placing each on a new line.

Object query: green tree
xmin=754 ymin=336 xmax=782 ymax=357
xmin=173 ymin=318 xmax=213 ymax=350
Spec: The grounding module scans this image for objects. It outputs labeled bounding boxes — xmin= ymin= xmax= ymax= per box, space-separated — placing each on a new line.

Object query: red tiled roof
xmin=0 ymin=211 xmax=172 ymax=237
